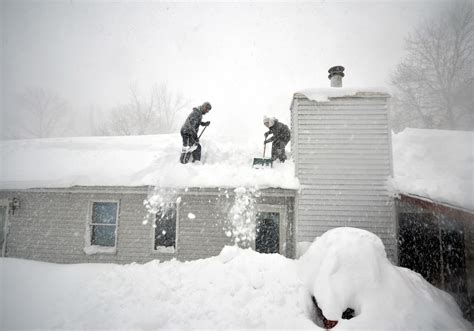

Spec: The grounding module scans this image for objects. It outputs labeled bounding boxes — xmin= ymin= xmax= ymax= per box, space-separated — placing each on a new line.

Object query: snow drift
xmin=1 ymin=227 xmax=469 ymax=330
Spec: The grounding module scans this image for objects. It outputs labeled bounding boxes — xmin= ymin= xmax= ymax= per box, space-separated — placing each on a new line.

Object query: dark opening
xmin=155 ymin=204 xmax=176 ymax=249
xmin=399 ymin=213 xmax=441 ymax=284
xmin=310 ymin=295 xmax=355 ymax=329
xmin=255 ymin=212 xmax=279 ymax=254
xmin=399 ymin=212 xmax=469 ymax=318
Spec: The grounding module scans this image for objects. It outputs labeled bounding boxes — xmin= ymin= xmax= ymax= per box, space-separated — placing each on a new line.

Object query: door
xmin=0 ymin=206 xmax=7 ymax=257
xmin=255 ymin=212 xmax=280 ymax=254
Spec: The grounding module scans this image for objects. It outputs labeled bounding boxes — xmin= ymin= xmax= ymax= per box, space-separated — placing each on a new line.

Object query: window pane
xmin=92 ymin=202 xmax=117 ymax=225
xmin=155 ymin=205 xmax=176 ymax=248
xmin=91 ymin=225 xmax=116 ymax=247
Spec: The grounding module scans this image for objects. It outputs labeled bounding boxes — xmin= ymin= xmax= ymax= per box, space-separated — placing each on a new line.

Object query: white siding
xmin=0 ymin=187 xmax=296 ymax=263
xmin=291 ymin=93 xmax=397 ymax=261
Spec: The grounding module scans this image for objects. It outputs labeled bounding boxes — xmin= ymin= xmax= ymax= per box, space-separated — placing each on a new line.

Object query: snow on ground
xmin=1 ymin=228 xmax=470 ymax=330
xmin=391 ymin=128 xmax=473 ymax=210
xmin=0 ymin=134 xmax=299 ymax=190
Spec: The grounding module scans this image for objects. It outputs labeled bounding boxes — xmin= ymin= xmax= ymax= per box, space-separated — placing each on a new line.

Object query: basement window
xmin=154 ymin=204 xmax=177 ymax=253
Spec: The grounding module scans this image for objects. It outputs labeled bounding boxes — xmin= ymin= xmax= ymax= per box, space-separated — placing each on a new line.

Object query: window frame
xmin=0 ymin=199 xmax=9 ymax=257
xmin=253 ymin=204 xmax=287 ymax=255
xmin=84 ymin=200 xmax=120 ymax=255
xmin=152 ymin=202 xmax=179 ymax=254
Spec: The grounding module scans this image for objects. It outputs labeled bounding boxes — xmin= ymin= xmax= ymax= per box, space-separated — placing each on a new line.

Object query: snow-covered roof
xmin=296 ymin=87 xmax=390 ymax=102
xmin=392 ymin=128 xmax=474 ymax=211
xmin=1 ymin=128 xmax=472 ymax=211
xmin=0 ymin=134 xmax=300 ymax=190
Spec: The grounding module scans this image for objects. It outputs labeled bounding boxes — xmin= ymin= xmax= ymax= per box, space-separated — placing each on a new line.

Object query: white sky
xmin=1 ymin=0 xmax=447 ymax=137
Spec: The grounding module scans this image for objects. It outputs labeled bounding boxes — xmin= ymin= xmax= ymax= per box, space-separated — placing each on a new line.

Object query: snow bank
xmin=392 ymin=128 xmax=473 ymax=210
xmin=297 ymin=87 xmax=389 ymax=102
xmin=0 ymin=134 xmax=299 ymax=190
xmin=2 ymin=227 xmax=470 ymax=330
xmin=298 ymin=227 xmax=470 ymax=329
xmin=1 ymin=249 xmax=312 ymax=330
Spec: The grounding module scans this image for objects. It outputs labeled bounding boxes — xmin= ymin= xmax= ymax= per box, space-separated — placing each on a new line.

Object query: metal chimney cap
xmin=328 ymin=66 xmax=345 ymax=79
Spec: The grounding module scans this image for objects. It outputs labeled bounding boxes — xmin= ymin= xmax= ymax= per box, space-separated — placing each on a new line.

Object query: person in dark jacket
xmin=180 ymin=102 xmax=211 ymax=164
xmin=263 ymin=116 xmax=291 ymax=162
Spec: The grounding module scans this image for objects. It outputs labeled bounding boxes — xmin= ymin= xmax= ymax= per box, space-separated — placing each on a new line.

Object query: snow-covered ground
xmin=1 ymin=227 xmax=469 ymax=330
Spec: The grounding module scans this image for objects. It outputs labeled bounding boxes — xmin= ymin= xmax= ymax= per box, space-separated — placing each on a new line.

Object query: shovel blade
xmin=253 ymin=157 xmax=273 ymax=168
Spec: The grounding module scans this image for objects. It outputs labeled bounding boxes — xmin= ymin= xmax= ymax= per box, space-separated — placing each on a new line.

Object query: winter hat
xmin=201 ymin=102 xmax=212 ymax=111
xmin=263 ymin=115 xmax=275 ymax=127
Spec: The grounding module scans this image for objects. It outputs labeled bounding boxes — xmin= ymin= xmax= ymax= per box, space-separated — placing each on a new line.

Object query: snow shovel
xmin=253 ymin=141 xmax=273 ymax=168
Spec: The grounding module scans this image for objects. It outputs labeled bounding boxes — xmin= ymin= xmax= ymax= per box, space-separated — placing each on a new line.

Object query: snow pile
xmin=392 ymin=128 xmax=473 ymax=210
xmin=0 ymin=134 xmax=299 ymax=190
xmin=1 ymin=248 xmax=312 ymax=330
xmin=2 ymin=227 xmax=470 ymax=330
xmin=298 ymin=87 xmax=389 ymax=102
xmin=298 ymin=227 xmax=469 ymax=329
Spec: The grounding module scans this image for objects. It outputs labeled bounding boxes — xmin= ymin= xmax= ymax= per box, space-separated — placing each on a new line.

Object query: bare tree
xmin=390 ymin=0 xmax=473 ymax=131
xmin=16 ymin=87 xmax=71 ymax=138
xmin=152 ymin=84 xmax=188 ymax=134
xmin=100 ymin=83 xmax=187 ymax=136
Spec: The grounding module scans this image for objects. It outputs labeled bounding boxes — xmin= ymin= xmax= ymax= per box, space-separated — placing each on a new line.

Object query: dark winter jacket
xmin=266 ymin=120 xmax=291 ymax=144
xmin=180 ymin=107 xmax=205 ymax=139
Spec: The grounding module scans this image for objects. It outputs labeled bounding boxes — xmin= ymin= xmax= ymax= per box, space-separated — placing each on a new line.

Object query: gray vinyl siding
xmin=291 ymin=93 xmax=397 ymax=261
xmin=0 ymin=187 xmax=295 ymax=264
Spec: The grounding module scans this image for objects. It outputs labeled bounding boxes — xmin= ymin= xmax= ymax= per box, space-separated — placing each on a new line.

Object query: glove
xmin=202 ymin=121 xmax=210 ymax=127
xmin=264 ymin=132 xmax=269 ymax=138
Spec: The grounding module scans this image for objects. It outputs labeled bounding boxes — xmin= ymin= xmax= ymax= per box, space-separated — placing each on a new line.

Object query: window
xmin=154 ymin=204 xmax=177 ymax=252
xmin=90 ymin=202 xmax=118 ymax=248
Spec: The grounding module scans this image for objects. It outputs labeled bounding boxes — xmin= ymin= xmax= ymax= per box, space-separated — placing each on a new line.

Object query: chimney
xmin=328 ymin=66 xmax=345 ymax=87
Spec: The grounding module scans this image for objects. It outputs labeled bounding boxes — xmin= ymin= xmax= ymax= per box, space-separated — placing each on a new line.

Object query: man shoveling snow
xmin=263 ymin=115 xmax=291 ymax=162
xmin=179 ymin=102 xmax=212 ymax=164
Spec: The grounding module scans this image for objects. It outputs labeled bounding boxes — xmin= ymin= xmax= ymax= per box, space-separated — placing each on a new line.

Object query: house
xmin=0 ymin=135 xmax=299 ymax=263
xmin=1 ymin=67 xmax=472 ymax=319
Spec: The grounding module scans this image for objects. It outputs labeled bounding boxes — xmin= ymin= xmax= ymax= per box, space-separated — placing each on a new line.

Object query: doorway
xmin=254 ymin=205 xmax=287 ymax=255
xmin=256 ymin=212 xmax=280 ymax=253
